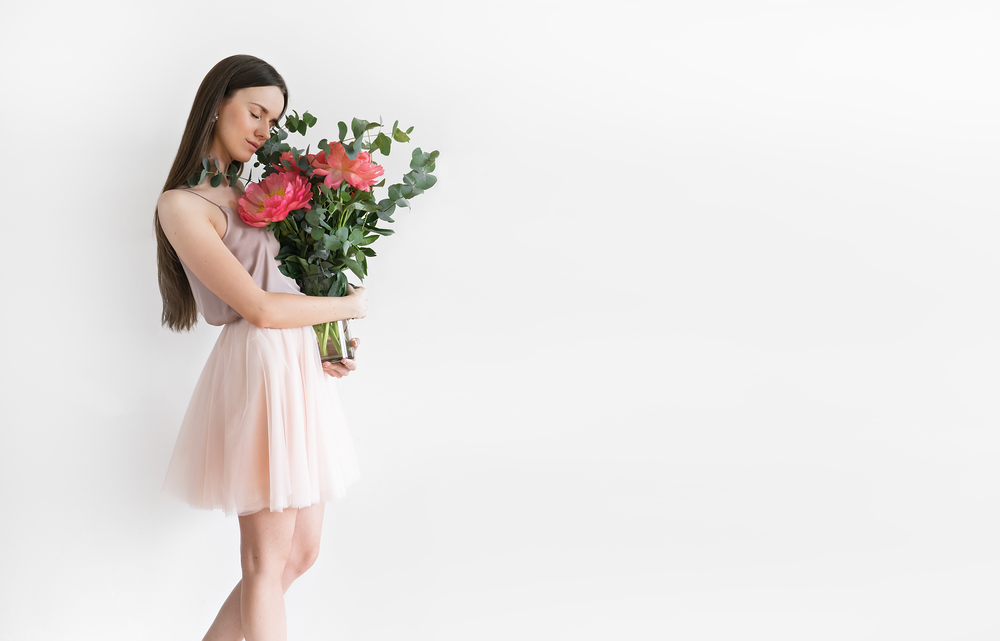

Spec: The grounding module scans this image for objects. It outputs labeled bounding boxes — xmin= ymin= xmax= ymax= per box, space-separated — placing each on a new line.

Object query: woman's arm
xmin=157 ymin=190 xmax=365 ymax=329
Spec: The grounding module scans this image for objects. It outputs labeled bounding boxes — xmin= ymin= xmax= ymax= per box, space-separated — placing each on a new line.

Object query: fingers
xmin=322 ymin=357 xmax=358 ymax=378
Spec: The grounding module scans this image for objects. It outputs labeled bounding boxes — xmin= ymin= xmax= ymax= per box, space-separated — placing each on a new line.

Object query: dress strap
xmin=178 ymin=188 xmax=227 ymax=214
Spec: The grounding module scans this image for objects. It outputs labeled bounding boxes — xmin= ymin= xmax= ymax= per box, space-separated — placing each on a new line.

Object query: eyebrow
xmin=249 ymin=102 xmax=280 ymax=126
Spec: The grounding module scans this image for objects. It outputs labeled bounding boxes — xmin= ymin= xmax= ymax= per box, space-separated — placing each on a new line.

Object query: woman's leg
xmin=202 ymin=503 xmax=326 ymax=641
xmin=237 ymin=506 xmax=298 ymax=641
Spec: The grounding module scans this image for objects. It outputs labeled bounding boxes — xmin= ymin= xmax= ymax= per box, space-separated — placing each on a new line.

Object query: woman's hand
xmin=322 ymin=337 xmax=361 ymax=378
xmin=347 ymin=283 xmax=368 ymax=319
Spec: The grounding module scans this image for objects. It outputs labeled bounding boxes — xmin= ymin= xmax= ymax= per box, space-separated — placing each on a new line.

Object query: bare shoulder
xmin=157 ymin=188 xmax=225 ymax=239
xmin=158 ymin=188 xmax=202 ymax=221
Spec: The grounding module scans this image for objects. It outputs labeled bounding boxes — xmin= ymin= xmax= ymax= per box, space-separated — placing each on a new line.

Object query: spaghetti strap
xmin=178 ymin=188 xmax=228 ymax=213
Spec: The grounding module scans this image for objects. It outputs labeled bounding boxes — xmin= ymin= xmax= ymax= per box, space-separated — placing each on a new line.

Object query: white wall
xmin=2 ymin=1 xmax=999 ymax=639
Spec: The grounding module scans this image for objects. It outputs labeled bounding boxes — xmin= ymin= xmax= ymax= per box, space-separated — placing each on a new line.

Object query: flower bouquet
xmin=190 ymin=112 xmax=439 ymax=362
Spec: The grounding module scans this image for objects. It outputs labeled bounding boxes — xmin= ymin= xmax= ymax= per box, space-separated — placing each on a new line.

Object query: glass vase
xmin=313 ymin=319 xmax=355 ymax=363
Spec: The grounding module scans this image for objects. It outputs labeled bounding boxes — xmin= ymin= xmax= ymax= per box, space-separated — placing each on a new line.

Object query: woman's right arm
xmin=157 ymin=191 xmax=367 ymax=329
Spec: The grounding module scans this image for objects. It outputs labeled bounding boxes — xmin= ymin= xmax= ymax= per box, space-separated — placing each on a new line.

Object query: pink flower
xmin=238 ymin=171 xmax=313 ymax=227
xmin=310 ymin=143 xmax=385 ymax=192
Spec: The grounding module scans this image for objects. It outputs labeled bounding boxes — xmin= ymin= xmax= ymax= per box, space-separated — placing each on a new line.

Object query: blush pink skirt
xmin=161 ymin=317 xmax=361 ymax=517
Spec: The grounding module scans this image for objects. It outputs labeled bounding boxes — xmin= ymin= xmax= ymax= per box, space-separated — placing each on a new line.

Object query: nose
xmin=254 ymin=120 xmax=270 ymax=141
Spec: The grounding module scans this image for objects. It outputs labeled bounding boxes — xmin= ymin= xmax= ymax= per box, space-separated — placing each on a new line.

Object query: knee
xmin=286 ymin=542 xmax=321 ymax=578
xmin=241 ymin=541 xmax=292 ymax=579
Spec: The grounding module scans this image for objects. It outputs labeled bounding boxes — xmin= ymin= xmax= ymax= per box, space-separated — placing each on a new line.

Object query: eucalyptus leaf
xmin=351 ymin=117 xmax=367 ymax=140
xmin=323 ymin=235 xmax=341 ymax=251
xmin=415 ymin=172 xmax=437 ymax=190
xmin=374 ymin=132 xmax=392 ymax=156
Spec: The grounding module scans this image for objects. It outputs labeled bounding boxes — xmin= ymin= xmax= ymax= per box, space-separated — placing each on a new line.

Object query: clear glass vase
xmin=313 ymin=319 xmax=355 ymax=363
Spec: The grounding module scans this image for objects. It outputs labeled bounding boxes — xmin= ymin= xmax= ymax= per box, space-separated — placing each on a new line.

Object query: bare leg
xmin=203 ymin=503 xmax=326 ymax=641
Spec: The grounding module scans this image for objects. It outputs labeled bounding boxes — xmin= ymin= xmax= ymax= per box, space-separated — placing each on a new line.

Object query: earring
xmin=214 ymin=114 xmax=219 ymax=120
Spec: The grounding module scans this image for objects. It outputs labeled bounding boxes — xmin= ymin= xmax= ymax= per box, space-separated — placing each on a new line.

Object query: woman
xmin=154 ymin=55 xmax=365 ymax=641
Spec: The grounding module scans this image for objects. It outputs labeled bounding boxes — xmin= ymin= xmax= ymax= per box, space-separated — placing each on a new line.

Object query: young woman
xmin=154 ymin=55 xmax=365 ymax=641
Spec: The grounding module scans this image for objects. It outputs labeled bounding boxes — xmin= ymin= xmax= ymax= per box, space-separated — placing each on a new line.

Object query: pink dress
xmin=161 ymin=189 xmax=361 ymax=517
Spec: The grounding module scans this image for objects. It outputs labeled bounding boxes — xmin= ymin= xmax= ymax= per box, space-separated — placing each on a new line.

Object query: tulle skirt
xmin=161 ymin=317 xmax=361 ymax=517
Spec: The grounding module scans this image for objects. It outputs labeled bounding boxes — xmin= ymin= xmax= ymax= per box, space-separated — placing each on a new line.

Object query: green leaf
xmin=351 ymin=117 xmax=368 ymax=140
xmin=392 ymin=128 xmax=410 ymax=143
xmin=318 ymin=138 xmax=330 ymax=155
xmin=343 ymin=257 xmax=365 ymax=281
xmin=374 ymin=132 xmax=392 ymax=156
xmin=311 ymin=227 xmax=325 ymax=241
xmin=303 ymin=111 xmax=317 ymax=127
xmin=338 ymin=121 xmax=348 ymax=142
xmin=415 ymin=172 xmax=437 ymax=190
xmin=406 ymin=125 xmax=414 ymax=134
xmin=348 ymin=229 xmax=363 ymax=244
xmin=199 ymin=168 xmax=208 ymax=184
xmin=210 ymin=173 xmax=222 ymax=188
xmin=400 ymin=182 xmax=422 ymax=198
xmin=342 ymin=240 xmax=352 ymax=253
xmin=410 ymin=147 xmax=431 ymax=169
xmin=372 ymin=227 xmax=395 ymax=236
xmin=395 ymin=196 xmax=411 ymax=208
xmin=360 ymin=246 xmax=377 ymax=257
xmin=323 ymin=234 xmax=341 ymax=252
xmin=357 ymin=234 xmax=379 ymax=246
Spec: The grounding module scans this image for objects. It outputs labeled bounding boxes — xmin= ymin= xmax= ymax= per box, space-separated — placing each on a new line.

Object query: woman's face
xmin=215 ymin=85 xmax=285 ymax=164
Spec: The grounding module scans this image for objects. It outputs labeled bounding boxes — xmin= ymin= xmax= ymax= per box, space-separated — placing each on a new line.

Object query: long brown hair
xmin=154 ymin=54 xmax=288 ymax=332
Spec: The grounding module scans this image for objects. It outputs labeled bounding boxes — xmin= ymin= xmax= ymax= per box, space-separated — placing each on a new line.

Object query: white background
xmin=2 ymin=1 xmax=999 ymax=639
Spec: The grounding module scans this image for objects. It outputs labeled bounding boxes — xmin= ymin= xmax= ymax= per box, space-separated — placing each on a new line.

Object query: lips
xmin=247 ymin=140 xmax=259 ymax=151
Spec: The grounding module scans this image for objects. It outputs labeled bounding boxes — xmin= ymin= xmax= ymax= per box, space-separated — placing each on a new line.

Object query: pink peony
xmin=310 ymin=143 xmax=385 ymax=192
xmin=238 ymin=171 xmax=313 ymax=227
